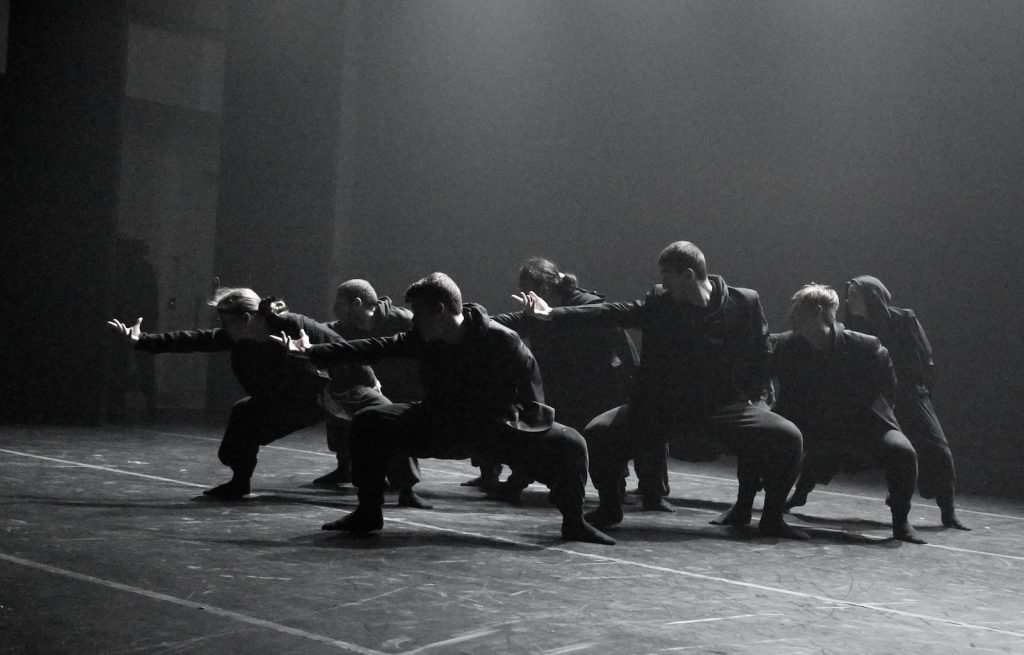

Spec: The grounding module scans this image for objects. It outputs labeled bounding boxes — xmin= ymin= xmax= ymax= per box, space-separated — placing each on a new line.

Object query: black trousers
xmin=895 ymin=388 xmax=956 ymax=504
xmin=349 ymin=402 xmax=589 ymax=517
xmin=324 ymin=385 xmax=422 ymax=489
xmin=584 ymin=402 xmax=803 ymax=518
xmin=219 ymin=395 xmax=325 ymax=479
xmin=799 ymin=422 xmax=918 ymax=516
xmin=504 ymin=408 xmax=670 ymax=500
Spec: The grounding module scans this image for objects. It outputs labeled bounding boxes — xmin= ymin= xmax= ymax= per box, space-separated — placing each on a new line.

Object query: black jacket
xmin=492 ymin=287 xmax=637 ymax=419
xmin=543 ymin=275 xmax=770 ymax=416
xmin=842 ymin=275 xmax=935 ymax=389
xmin=135 ymin=312 xmax=336 ymax=400
xmin=324 ymin=296 xmax=419 ymax=398
xmin=306 ymin=303 xmax=542 ymax=425
xmin=770 ymin=327 xmax=900 ymax=434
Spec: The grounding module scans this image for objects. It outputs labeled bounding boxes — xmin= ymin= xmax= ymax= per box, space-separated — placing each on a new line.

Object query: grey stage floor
xmin=1 ymin=422 xmax=1022 ymax=654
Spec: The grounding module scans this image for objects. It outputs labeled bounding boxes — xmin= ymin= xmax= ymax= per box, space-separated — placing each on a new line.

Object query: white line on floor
xmin=664 ymin=612 xmax=784 ymax=625
xmin=134 ymin=428 xmax=1024 ymax=522
xmin=0 ymin=449 xmax=208 ymax=488
xmin=2 ymin=446 xmax=1021 ymax=564
xmin=6 ymin=445 xmax=1024 ymax=643
xmin=0 ymin=552 xmax=388 ymax=655
xmin=398 ymin=626 xmax=502 ymax=655
xmin=389 ymin=517 xmax=1024 ymax=640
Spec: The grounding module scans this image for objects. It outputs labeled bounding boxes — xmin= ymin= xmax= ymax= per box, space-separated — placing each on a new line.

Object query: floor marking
xmin=398 ymin=627 xmax=501 ymax=655
xmin=132 ymin=428 xmax=1024 ymax=522
xmin=132 ymin=429 xmax=466 ymax=479
xmin=541 ymin=643 xmax=600 ymax=655
xmin=922 ymin=543 xmax=1024 ymax=562
xmin=341 ymin=585 xmax=411 ymax=607
xmin=664 ymin=612 xmax=783 ymax=625
xmin=6 ymin=446 xmax=1024 ymax=644
xmin=0 ymin=449 xmax=207 ymax=488
xmin=386 ymin=518 xmax=1024 ymax=640
xmin=668 ymin=469 xmax=1024 ymax=522
xmin=4 ymin=446 xmax=1023 ymax=565
xmin=0 ymin=552 xmax=387 ymax=655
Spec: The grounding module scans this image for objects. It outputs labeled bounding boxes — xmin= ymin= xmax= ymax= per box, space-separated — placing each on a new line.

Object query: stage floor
xmin=1 ymin=421 xmax=1021 ymax=654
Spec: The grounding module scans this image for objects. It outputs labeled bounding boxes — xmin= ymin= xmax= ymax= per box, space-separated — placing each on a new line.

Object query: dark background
xmin=2 ymin=1 xmax=1021 ymax=492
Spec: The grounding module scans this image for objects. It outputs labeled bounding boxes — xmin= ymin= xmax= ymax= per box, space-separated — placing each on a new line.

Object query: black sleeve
xmin=907 ymin=314 xmax=937 ymax=387
xmin=549 ymin=299 xmax=645 ymax=330
xmin=737 ymin=294 xmax=773 ymax=402
xmin=135 ymin=329 xmax=233 ymax=354
xmin=502 ymin=331 xmax=544 ymax=407
xmin=872 ymin=340 xmax=898 ymax=404
xmin=490 ymin=311 xmax=528 ymax=334
xmin=305 ymin=331 xmax=420 ymax=368
xmin=287 ymin=314 xmax=343 ymax=345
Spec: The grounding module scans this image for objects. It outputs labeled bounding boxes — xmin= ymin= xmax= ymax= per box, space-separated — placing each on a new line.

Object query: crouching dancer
xmin=515 ymin=242 xmax=806 ymax=539
xmin=771 ymin=284 xmax=925 ymax=544
xmin=276 ymin=272 xmax=615 ymax=545
xmin=108 ymin=288 xmax=340 ymax=499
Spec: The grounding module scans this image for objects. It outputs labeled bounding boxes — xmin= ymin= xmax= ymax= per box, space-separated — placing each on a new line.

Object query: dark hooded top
xmin=841 ymin=275 xmax=935 ymax=389
xmin=492 ymin=287 xmax=638 ymax=423
xmin=770 ymin=326 xmax=901 ymax=436
xmin=540 ymin=275 xmax=770 ymax=417
xmin=304 ymin=303 xmax=542 ymax=425
xmin=324 ymin=296 xmax=422 ymax=400
xmin=135 ymin=312 xmax=336 ymax=400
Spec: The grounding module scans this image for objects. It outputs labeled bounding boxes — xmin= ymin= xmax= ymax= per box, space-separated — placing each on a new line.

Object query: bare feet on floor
xmin=322 ymin=507 xmax=384 ymax=533
xmin=562 ymin=518 xmax=616 ymax=545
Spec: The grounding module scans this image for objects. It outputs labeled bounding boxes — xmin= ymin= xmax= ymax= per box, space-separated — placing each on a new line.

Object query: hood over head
xmin=843 ymin=275 xmax=893 ymax=324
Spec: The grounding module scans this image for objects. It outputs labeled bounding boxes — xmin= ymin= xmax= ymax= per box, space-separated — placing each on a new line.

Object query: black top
xmin=305 ymin=303 xmax=542 ymax=425
xmin=770 ymin=327 xmax=900 ymax=435
xmin=492 ymin=287 xmax=637 ymax=424
xmin=135 ymin=312 xmax=336 ymax=400
xmin=541 ymin=275 xmax=770 ymax=417
xmin=324 ymin=296 xmax=418 ymax=395
xmin=843 ymin=275 xmax=935 ymax=389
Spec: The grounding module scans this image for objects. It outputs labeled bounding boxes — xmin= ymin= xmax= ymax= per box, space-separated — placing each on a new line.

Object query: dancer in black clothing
xmin=772 ymin=283 xmax=924 ymax=543
xmin=786 ymin=276 xmax=969 ymax=530
xmin=277 ymin=272 xmax=614 ymax=545
xmin=313 ymin=279 xmax=429 ymax=509
xmin=491 ymin=258 xmax=671 ymax=511
xmin=515 ymin=242 xmax=806 ymax=539
xmin=108 ymin=288 xmax=338 ymax=499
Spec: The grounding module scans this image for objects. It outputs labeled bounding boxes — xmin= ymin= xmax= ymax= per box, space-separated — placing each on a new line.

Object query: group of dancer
xmin=108 ymin=240 xmax=969 ymax=547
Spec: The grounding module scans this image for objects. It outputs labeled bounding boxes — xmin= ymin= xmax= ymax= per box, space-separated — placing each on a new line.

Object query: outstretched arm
xmin=112 ymin=317 xmax=231 ymax=353
xmin=512 ymin=291 xmax=644 ymax=329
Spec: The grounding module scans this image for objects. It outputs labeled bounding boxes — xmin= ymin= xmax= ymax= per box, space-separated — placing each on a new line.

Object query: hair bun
xmin=258 ymin=296 xmax=288 ymax=316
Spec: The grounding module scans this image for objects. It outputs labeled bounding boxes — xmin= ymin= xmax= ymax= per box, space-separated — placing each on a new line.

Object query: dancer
xmin=491 ymin=257 xmax=670 ymax=511
xmin=772 ymin=284 xmax=925 ymax=543
xmin=313 ymin=279 xmax=429 ymax=509
xmin=277 ymin=272 xmax=614 ymax=545
xmin=787 ymin=276 xmax=968 ymax=530
xmin=515 ymin=242 xmax=806 ymax=539
xmin=108 ymin=288 xmax=337 ymax=499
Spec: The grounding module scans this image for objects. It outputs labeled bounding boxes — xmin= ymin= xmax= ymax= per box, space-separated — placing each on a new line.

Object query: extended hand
xmin=270 ymin=328 xmax=311 ymax=352
xmin=107 ymin=317 xmax=142 ymax=341
xmin=510 ymin=291 xmax=553 ymax=319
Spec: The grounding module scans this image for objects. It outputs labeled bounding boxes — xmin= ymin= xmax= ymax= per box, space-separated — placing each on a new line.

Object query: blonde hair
xmin=789 ymin=284 xmax=839 ymax=323
xmin=208 ymin=287 xmax=260 ymax=314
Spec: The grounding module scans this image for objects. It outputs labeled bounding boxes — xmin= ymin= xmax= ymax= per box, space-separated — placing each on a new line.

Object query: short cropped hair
xmin=657 ymin=241 xmax=708 ymax=279
xmin=789 ymin=284 xmax=839 ymax=323
xmin=336 ymin=279 xmax=378 ymax=305
xmin=405 ymin=272 xmax=463 ymax=315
